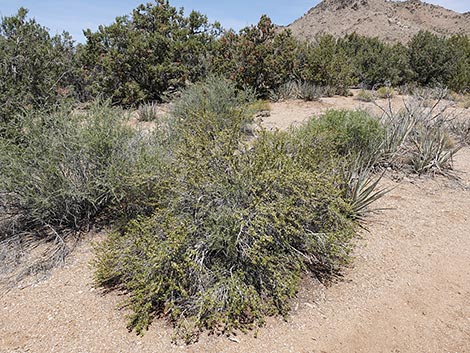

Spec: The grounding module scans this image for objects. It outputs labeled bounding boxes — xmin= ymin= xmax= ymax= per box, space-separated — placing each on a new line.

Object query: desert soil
xmin=1 ymin=96 xmax=470 ymax=353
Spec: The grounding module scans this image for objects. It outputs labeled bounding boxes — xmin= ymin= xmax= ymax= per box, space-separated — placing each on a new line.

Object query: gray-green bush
xmin=0 ymin=101 xmax=168 ymax=281
xmin=93 ymin=78 xmax=358 ymax=343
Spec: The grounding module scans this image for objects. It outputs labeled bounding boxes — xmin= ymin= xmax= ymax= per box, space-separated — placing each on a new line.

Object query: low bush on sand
xmin=0 ymin=101 xmax=169 ymax=281
xmin=93 ymin=78 xmax=362 ymax=343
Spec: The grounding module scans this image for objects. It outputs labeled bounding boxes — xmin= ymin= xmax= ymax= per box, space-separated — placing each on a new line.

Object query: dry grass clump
xmin=355 ymin=89 xmax=375 ymax=102
xmin=458 ymin=94 xmax=470 ymax=109
xmin=376 ymin=86 xmax=394 ymax=99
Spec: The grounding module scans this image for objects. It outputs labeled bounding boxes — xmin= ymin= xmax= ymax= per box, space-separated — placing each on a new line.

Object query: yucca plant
xmin=298 ymin=82 xmax=322 ymax=101
xmin=269 ymin=81 xmax=300 ymax=101
xmin=380 ymin=110 xmax=418 ymax=164
xmin=409 ymin=127 xmax=461 ymax=174
xmin=449 ymin=119 xmax=470 ymax=145
xmin=375 ymin=87 xmax=461 ymax=174
xmin=347 ymin=169 xmax=390 ymax=221
xmin=137 ymin=102 xmax=162 ymax=122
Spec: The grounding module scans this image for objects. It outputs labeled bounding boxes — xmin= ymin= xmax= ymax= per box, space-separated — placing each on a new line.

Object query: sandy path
xmin=1 ymin=100 xmax=470 ymax=353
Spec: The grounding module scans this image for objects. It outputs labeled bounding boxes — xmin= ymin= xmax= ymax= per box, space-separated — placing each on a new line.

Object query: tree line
xmin=1 ymin=0 xmax=469 ymax=122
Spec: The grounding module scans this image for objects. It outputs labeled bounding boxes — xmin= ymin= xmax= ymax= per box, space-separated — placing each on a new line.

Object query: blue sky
xmin=1 ymin=0 xmax=469 ymax=43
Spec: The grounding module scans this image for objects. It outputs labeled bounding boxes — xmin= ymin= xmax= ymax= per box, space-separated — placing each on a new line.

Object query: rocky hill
xmin=285 ymin=0 xmax=470 ymax=43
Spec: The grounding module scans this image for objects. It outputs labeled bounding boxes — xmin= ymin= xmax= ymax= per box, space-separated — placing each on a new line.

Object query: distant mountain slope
xmin=285 ymin=0 xmax=470 ymax=43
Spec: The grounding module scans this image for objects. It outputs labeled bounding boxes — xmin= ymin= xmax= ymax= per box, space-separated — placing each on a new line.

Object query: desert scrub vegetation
xmin=4 ymin=5 xmax=470 ymax=112
xmin=93 ymin=78 xmax=363 ymax=342
xmin=0 ymin=8 xmax=76 ymax=137
xmin=375 ymin=88 xmax=462 ymax=175
xmin=355 ymin=89 xmax=375 ymax=102
xmin=137 ymin=102 xmax=162 ymax=122
xmin=288 ymin=110 xmax=388 ymax=219
xmin=2 ymin=0 xmax=469 ymax=343
xmin=376 ymin=86 xmax=394 ymax=99
xmin=79 ymin=0 xmax=221 ymax=106
xmin=294 ymin=110 xmax=385 ymax=161
xmin=0 ymin=101 xmax=169 ymax=282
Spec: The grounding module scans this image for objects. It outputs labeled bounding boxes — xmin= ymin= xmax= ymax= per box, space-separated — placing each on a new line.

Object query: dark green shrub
xmin=94 ymin=78 xmax=356 ymax=342
xmin=408 ymin=31 xmax=452 ymax=87
xmin=211 ymin=16 xmax=300 ymax=97
xmin=80 ymin=0 xmax=220 ymax=106
xmin=0 ymin=8 xmax=75 ymax=137
xmin=298 ymin=35 xmax=355 ymax=90
xmin=339 ymin=33 xmax=412 ymax=88
xmin=447 ymin=35 xmax=470 ymax=92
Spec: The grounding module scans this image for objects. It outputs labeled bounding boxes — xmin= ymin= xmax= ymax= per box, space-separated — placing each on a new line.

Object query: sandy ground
xmin=263 ymin=91 xmax=467 ymax=130
xmin=1 ymin=97 xmax=470 ymax=353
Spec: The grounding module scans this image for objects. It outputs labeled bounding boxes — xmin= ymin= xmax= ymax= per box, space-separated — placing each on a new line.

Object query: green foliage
xmin=171 ymin=76 xmax=257 ymax=132
xmin=94 ymin=78 xmax=357 ymax=342
xmin=339 ymin=33 xmax=412 ymax=88
xmin=211 ymin=16 xmax=300 ymax=97
xmin=0 ymin=8 xmax=75 ymax=137
xmin=446 ymin=35 xmax=470 ymax=92
xmin=297 ymin=110 xmax=385 ymax=160
xmin=298 ymin=35 xmax=355 ymax=89
xmin=355 ymin=89 xmax=374 ymax=102
xmin=4 ymin=6 xmax=470 ymax=112
xmin=287 ymin=110 xmax=387 ymax=221
xmin=80 ymin=0 xmax=220 ymax=106
xmin=409 ymin=31 xmax=470 ymax=92
xmin=0 ymin=101 xmax=165 ymax=236
xmin=408 ymin=31 xmax=452 ymax=87
xmin=376 ymin=86 xmax=394 ymax=99
xmin=4 ymin=3 xmax=468 ymax=343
